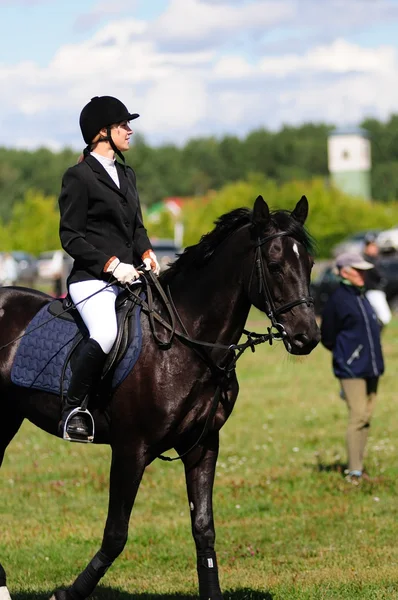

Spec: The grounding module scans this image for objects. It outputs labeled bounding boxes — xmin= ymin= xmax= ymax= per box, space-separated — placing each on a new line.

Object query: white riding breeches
xmin=0 ymin=586 xmax=12 ymax=600
xmin=366 ymin=290 xmax=392 ymax=326
xmin=69 ymin=280 xmax=123 ymax=354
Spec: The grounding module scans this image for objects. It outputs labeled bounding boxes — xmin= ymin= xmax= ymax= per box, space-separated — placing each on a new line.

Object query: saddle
xmin=11 ymin=288 xmax=144 ymax=401
xmin=47 ymin=288 xmax=140 ymax=381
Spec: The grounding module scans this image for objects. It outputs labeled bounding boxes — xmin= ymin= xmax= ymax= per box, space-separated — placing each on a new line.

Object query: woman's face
xmin=110 ymin=121 xmax=132 ymax=152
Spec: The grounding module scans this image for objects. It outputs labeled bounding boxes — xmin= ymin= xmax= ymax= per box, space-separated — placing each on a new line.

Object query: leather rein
xmin=128 ymin=230 xmax=314 ymax=461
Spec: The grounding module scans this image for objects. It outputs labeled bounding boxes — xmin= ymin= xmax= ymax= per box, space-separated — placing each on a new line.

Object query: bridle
xmin=251 ymin=231 xmax=314 ymax=341
xmin=141 ymin=227 xmax=315 ymax=352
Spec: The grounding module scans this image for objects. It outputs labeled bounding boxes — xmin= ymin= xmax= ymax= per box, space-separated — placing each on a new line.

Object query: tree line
xmin=1 ymin=115 xmax=398 ymax=224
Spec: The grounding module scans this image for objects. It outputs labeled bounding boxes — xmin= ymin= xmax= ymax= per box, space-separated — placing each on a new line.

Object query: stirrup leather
xmin=62 ymin=407 xmax=95 ymax=443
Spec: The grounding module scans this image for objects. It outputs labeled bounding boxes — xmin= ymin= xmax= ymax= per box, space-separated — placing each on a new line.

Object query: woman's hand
xmin=105 ymin=257 xmax=140 ymax=284
xmin=142 ymin=250 xmax=160 ymax=276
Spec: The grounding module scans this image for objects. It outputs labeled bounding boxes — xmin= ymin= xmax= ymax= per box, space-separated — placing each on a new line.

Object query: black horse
xmin=0 ymin=196 xmax=320 ymax=600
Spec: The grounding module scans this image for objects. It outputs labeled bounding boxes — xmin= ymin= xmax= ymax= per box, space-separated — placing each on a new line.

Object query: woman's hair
xmin=76 ymin=122 xmax=121 ymax=163
xmin=77 ymin=130 xmax=105 ymax=163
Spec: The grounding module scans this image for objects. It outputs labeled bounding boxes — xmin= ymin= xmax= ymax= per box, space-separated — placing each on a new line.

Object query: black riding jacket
xmin=59 ymin=155 xmax=152 ymax=285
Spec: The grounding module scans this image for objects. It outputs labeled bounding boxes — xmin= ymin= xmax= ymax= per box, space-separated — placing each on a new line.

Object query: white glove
xmin=142 ymin=250 xmax=160 ymax=276
xmin=105 ymin=258 xmax=140 ymax=285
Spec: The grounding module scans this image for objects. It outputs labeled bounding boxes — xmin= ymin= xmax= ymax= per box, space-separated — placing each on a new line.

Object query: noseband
xmin=252 ymin=231 xmax=314 ymax=340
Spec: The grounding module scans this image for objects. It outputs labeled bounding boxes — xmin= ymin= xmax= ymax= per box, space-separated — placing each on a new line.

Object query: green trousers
xmin=340 ymin=378 xmax=378 ymax=474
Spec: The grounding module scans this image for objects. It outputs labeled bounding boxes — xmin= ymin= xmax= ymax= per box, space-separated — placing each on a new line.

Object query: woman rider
xmin=58 ymin=95 xmax=160 ymax=442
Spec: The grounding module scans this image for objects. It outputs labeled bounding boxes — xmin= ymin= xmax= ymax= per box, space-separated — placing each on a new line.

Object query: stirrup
xmin=62 ymin=407 xmax=95 ymax=443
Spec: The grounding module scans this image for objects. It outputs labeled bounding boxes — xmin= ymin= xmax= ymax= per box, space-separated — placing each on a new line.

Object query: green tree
xmin=181 ymin=177 xmax=398 ymax=257
xmin=0 ymin=190 xmax=61 ymax=255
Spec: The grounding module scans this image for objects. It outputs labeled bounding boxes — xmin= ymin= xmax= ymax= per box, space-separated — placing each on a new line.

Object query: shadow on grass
xmin=315 ymin=460 xmax=347 ymax=475
xmin=13 ymin=588 xmax=273 ymax=600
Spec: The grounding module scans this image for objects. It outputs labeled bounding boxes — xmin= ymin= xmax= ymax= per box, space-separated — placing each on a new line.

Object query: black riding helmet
xmin=79 ymin=96 xmax=139 ymax=144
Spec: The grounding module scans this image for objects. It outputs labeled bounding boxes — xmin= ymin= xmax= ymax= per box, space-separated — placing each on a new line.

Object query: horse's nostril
xmin=293 ymin=333 xmax=309 ymax=347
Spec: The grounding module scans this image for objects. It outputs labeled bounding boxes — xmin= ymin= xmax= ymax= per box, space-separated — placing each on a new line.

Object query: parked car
xmin=150 ymin=239 xmax=182 ymax=272
xmin=311 ymin=256 xmax=398 ymax=315
xmin=331 ymin=230 xmax=382 ymax=258
xmin=0 ymin=251 xmax=38 ymax=286
xmin=12 ymin=251 xmax=38 ymax=286
xmin=377 ymin=227 xmax=398 ymax=253
xmin=37 ymin=250 xmax=73 ymax=281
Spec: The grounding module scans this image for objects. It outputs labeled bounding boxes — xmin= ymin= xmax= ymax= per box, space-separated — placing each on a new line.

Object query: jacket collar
xmin=85 ymin=154 xmax=128 ymax=198
xmin=340 ymin=281 xmax=364 ymax=296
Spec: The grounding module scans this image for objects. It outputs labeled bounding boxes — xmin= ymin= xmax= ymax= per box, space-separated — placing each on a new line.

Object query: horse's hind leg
xmin=51 ymin=447 xmax=146 ymax=600
xmin=0 ymin=406 xmax=24 ymax=600
xmin=180 ymin=431 xmax=223 ymax=600
xmin=0 ymin=407 xmax=24 ymax=467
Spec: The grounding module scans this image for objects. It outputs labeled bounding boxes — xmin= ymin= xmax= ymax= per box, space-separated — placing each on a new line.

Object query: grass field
xmin=1 ymin=312 xmax=398 ymax=600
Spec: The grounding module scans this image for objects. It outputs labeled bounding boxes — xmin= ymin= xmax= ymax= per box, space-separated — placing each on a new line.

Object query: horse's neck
xmin=169 ymin=249 xmax=250 ymax=345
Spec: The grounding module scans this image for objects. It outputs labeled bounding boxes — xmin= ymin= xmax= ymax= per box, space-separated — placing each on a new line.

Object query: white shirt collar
xmin=90 ymin=151 xmax=116 ymax=169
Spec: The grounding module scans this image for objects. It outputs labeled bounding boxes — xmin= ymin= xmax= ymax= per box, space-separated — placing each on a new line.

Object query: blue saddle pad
xmin=11 ymin=300 xmax=143 ymax=395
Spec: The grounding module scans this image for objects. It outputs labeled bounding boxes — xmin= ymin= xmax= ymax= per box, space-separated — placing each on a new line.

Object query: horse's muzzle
xmin=286 ymin=329 xmax=321 ymax=355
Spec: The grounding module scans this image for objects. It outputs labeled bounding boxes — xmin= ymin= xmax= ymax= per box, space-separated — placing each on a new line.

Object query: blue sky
xmin=1 ymin=0 xmax=398 ymax=149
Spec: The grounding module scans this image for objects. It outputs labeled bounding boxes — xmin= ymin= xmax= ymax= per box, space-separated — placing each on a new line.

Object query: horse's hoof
xmin=49 ymin=590 xmax=73 ymax=600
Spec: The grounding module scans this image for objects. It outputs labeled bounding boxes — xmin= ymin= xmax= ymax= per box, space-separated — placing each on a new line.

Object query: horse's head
xmin=247 ymin=195 xmax=320 ymax=355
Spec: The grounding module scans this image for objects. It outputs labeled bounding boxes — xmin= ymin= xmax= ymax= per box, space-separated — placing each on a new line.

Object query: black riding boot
xmin=59 ymin=338 xmax=107 ymax=442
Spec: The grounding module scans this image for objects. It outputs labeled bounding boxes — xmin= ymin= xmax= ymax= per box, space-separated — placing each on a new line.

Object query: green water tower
xmin=327 ymin=127 xmax=372 ymax=200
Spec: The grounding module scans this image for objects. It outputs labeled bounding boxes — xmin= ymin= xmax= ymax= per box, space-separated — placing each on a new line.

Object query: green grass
xmin=1 ymin=313 xmax=398 ymax=599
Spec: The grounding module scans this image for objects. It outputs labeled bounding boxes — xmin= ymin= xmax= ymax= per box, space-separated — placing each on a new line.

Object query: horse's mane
xmin=161 ymin=206 xmax=315 ymax=283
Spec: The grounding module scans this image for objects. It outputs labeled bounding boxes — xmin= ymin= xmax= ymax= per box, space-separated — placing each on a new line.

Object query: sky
xmin=1 ymin=0 xmax=398 ymax=150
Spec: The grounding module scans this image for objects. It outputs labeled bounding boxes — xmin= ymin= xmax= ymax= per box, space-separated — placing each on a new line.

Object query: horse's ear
xmin=292 ymin=195 xmax=308 ymax=225
xmin=252 ymin=195 xmax=270 ymax=225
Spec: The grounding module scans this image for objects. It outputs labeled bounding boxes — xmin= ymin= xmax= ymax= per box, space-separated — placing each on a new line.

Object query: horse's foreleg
xmin=0 ymin=560 xmax=12 ymax=600
xmin=0 ymin=405 xmax=24 ymax=600
xmin=51 ymin=448 xmax=146 ymax=600
xmin=181 ymin=431 xmax=223 ymax=600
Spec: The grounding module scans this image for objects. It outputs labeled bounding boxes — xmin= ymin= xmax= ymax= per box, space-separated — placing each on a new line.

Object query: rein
xmin=135 ymin=271 xmax=274 ymax=356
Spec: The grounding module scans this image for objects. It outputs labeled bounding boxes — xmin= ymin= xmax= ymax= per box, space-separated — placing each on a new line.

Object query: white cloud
xmin=144 ymin=74 xmax=208 ymax=132
xmin=152 ymin=0 xmax=295 ymax=50
xmin=1 ymin=0 xmax=398 ymax=149
xmin=213 ymin=39 xmax=396 ymax=81
xmin=257 ymin=40 xmax=396 ymax=78
xmin=74 ymin=0 xmax=138 ymax=32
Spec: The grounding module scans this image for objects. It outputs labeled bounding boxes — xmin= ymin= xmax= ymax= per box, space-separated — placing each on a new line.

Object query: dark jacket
xmin=59 ymin=155 xmax=152 ymax=285
xmin=321 ymin=283 xmax=384 ymax=379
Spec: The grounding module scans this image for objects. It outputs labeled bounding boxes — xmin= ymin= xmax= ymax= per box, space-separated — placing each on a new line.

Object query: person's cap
xmin=364 ymin=232 xmax=378 ymax=245
xmin=335 ymin=252 xmax=374 ymax=270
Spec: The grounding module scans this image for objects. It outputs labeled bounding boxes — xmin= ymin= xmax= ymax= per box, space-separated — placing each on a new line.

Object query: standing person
xmin=2 ymin=253 xmax=18 ymax=286
xmin=58 ymin=95 xmax=160 ymax=443
xmin=362 ymin=233 xmax=392 ymax=328
xmin=321 ymin=252 xmax=385 ymax=484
